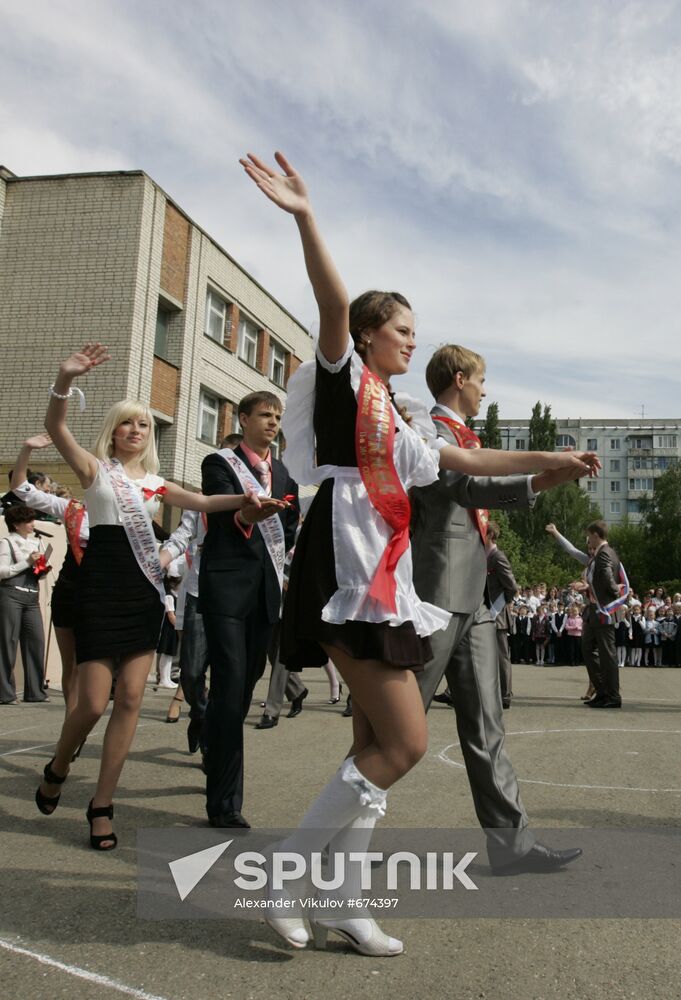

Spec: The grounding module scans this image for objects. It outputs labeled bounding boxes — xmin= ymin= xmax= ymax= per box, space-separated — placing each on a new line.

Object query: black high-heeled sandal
xmin=86 ymin=800 xmax=118 ymax=851
xmin=71 ymin=738 xmax=86 ymax=762
xmin=328 ymin=682 xmax=344 ymax=705
xmin=35 ymin=758 xmax=68 ymax=815
xmin=165 ymin=695 xmax=183 ymax=723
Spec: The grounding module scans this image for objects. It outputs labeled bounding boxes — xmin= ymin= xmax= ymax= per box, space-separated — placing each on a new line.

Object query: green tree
xmin=608 ymin=520 xmax=651 ymax=594
xmin=479 ymin=402 xmax=502 ymax=449
xmin=638 ymin=466 xmax=681 ymax=582
xmin=528 ymin=402 xmax=556 ymax=451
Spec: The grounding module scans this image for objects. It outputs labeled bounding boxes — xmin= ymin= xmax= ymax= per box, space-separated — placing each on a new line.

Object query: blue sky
xmin=1 ymin=0 xmax=680 ymax=418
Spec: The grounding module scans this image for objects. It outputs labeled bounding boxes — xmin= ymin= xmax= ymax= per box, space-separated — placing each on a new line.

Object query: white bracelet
xmin=48 ymin=384 xmax=86 ymax=412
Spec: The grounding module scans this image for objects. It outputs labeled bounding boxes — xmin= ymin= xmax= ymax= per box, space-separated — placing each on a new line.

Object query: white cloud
xmin=1 ymin=0 xmax=680 ymax=418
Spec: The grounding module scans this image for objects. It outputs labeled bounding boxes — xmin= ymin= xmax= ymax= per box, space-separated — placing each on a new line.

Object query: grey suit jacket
xmin=486 ymin=546 xmax=518 ymax=630
xmin=411 ymin=405 xmax=532 ymax=614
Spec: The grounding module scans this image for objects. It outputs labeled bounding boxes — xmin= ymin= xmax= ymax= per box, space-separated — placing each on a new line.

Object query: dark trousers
xmin=202 ymin=606 xmax=272 ymax=817
xmin=496 ymin=628 xmax=512 ymax=702
xmin=179 ymin=593 xmax=209 ymax=731
xmin=0 ymin=587 xmax=46 ymax=703
xmin=264 ymin=621 xmax=306 ymax=718
xmin=581 ymin=606 xmax=619 ymax=700
xmin=566 ymin=634 xmax=582 ymax=665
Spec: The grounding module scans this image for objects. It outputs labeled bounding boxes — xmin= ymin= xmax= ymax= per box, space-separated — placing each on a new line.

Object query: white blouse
xmin=84 ymin=463 xmax=164 ymax=528
xmin=282 ymin=340 xmax=451 ymax=638
xmin=14 ymin=480 xmax=90 ymax=546
xmin=0 ymin=533 xmax=41 ymax=580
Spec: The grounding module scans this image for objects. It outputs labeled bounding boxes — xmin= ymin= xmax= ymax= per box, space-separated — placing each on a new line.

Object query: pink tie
xmin=254 ymin=461 xmax=270 ymax=495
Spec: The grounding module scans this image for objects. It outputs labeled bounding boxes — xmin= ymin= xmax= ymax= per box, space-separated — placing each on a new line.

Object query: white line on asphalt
xmin=0 ymin=742 xmax=56 ymax=757
xmin=0 ymin=937 xmax=172 ymax=1000
xmin=0 ymin=722 xmax=156 ymax=758
xmin=436 ymin=728 xmax=681 ymax=793
xmin=0 ymin=724 xmax=48 ymax=738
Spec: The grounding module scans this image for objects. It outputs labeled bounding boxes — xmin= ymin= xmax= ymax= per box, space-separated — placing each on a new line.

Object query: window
xmin=610 ymin=459 xmax=620 ymax=472
xmin=556 ymin=434 xmax=576 ymax=449
xmin=231 ymin=410 xmax=241 ymax=435
xmin=610 ymin=439 xmax=621 ymax=450
xmin=270 ymin=436 xmax=281 ymax=461
xmin=632 ymin=456 xmax=653 ymax=470
xmin=205 ymin=289 xmax=229 ymax=344
xmin=270 ymin=340 xmax=287 ymax=388
xmin=656 ymin=456 xmax=676 ymax=470
xmin=198 ymin=389 xmax=220 ymax=445
xmin=586 ymin=480 xmax=597 ymax=493
xmin=627 ymin=500 xmax=640 ymax=514
xmin=587 ymin=438 xmax=598 ymax=450
xmin=609 ymin=501 xmax=621 ymax=514
xmin=238 ymin=316 xmax=259 ymax=366
xmin=656 ymin=435 xmax=678 ymax=448
xmin=515 ymin=439 xmax=526 ymax=450
xmin=610 ymin=481 xmax=620 ymax=493
xmin=629 ymin=477 xmax=654 ymax=491
xmin=154 ymin=306 xmax=172 ymax=359
xmin=630 ymin=437 xmax=652 ymax=450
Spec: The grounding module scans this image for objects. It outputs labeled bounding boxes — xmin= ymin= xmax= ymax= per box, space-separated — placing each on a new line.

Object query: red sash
xmin=63 ymin=499 xmax=87 ymax=566
xmin=432 ymin=415 xmax=489 ymax=543
xmin=355 ymin=366 xmax=411 ymax=613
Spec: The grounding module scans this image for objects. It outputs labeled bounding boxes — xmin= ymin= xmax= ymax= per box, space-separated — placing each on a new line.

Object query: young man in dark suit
xmin=199 ymin=391 xmax=299 ymax=828
xmin=484 ymin=520 xmax=518 ymax=709
xmin=580 ymin=521 xmax=625 ymax=708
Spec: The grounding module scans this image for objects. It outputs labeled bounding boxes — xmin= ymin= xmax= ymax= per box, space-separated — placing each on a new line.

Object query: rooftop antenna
xmin=639 ymin=404 xmax=645 ymax=421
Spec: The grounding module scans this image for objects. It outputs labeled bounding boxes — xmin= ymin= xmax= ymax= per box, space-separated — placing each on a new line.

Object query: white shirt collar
xmin=434 ymin=402 xmax=465 ymax=425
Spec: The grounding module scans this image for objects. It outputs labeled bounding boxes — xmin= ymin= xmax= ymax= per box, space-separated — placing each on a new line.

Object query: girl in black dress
xmin=35 ymin=345 xmax=287 ymax=849
xmin=240 ymin=151 xmax=599 ymax=955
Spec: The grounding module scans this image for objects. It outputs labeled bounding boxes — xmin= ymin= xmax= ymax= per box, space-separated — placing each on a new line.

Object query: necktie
xmin=253 ymin=461 xmax=270 ymax=495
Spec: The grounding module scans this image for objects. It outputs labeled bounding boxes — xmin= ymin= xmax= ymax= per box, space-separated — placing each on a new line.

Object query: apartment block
xmin=0 ymin=166 xmax=314 ymax=508
xmin=497 ymin=418 xmax=681 ymax=524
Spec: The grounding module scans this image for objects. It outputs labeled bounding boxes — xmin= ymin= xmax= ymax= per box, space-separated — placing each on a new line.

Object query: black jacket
xmin=198 ymin=447 xmax=299 ymax=624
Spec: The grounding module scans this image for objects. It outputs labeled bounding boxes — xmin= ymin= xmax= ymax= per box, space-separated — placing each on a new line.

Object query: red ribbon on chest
xmin=432 ymin=415 xmax=489 ymax=543
xmin=355 ymin=365 xmax=411 ymax=614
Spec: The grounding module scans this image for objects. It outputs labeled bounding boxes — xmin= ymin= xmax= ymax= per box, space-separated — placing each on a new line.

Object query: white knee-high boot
xmin=313 ymin=784 xmax=403 ymax=956
xmin=157 ymin=655 xmax=177 ymax=689
xmin=266 ymin=757 xmax=401 ymax=955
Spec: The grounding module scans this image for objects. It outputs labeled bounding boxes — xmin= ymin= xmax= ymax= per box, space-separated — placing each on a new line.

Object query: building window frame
xmin=238 ymin=315 xmax=259 ymax=367
xmin=198 ymin=389 xmax=220 ymax=446
xmin=270 ymin=339 xmax=287 ymax=388
xmin=205 ymin=288 xmax=230 ymax=345
xmin=609 ymin=501 xmax=621 ymax=514
xmin=515 ymin=439 xmax=526 ymax=450
xmin=610 ymin=480 xmax=621 ymax=493
xmin=610 ymin=438 xmax=621 ymax=451
xmin=587 ymin=438 xmax=598 ymax=450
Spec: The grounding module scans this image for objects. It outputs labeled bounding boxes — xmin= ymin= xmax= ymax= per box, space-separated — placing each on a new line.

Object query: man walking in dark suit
xmin=484 ymin=520 xmax=518 ymax=709
xmin=199 ymin=391 xmax=298 ymax=828
xmin=580 ymin=521 xmax=626 ymax=709
xmin=411 ymin=344 xmax=583 ymax=873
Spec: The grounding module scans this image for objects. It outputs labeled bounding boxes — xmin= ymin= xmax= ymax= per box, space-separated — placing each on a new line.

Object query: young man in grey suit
xmin=411 ymin=344 xmax=583 ymax=873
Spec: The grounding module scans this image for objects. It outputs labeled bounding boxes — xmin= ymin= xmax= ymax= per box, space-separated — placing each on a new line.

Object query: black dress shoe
xmin=286 ymin=689 xmax=308 ymax=718
xmin=584 ymin=693 xmax=606 ymax=706
xmin=342 ymin=696 xmax=353 ymax=718
xmin=432 ymin=690 xmax=455 ymax=707
xmin=209 ymin=811 xmax=251 ymax=829
xmin=587 ymin=697 xmax=622 ymax=708
xmin=492 ymin=842 xmax=583 ymax=875
xmin=187 ymin=719 xmax=203 ymax=754
xmin=502 ymin=699 xmax=511 ymax=710
xmin=255 ymin=714 xmax=279 ymax=729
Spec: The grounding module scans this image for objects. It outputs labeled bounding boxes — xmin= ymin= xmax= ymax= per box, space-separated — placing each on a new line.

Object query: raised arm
xmin=240 ymin=151 xmax=349 ymax=364
xmin=439 ymin=445 xmax=600 ymax=480
xmin=45 ymin=344 xmax=111 ymax=489
xmin=545 ymin=522 xmax=590 ymax=566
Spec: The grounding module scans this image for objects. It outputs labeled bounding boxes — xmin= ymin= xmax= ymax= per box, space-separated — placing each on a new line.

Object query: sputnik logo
xmin=168 ymin=840 xmax=233 ymax=901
